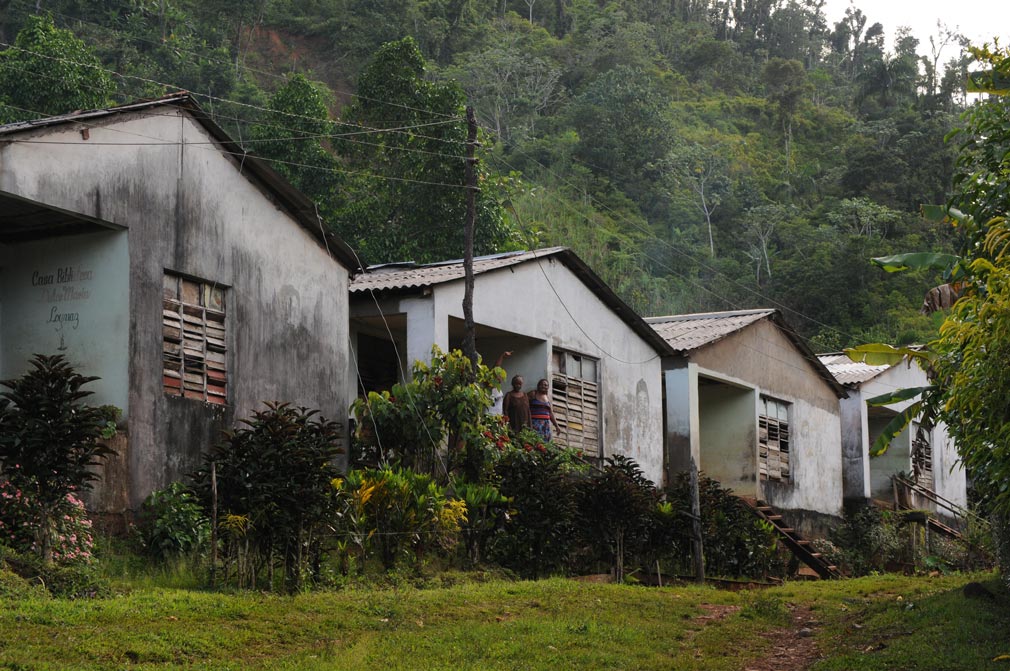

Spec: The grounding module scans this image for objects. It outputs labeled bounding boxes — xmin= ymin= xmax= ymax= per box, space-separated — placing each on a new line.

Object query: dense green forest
xmin=0 ymin=0 xmax=976 ymax=348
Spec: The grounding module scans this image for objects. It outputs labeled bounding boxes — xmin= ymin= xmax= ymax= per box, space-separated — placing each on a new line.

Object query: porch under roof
xmin=0 ymin=192 xmax=115 ymax=244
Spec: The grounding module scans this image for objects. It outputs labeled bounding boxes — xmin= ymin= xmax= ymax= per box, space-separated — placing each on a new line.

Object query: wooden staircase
xmin=740 ymin=498 xmax=842 ymax=579
xmin=892 ymin=475 xmax=988 ymax=544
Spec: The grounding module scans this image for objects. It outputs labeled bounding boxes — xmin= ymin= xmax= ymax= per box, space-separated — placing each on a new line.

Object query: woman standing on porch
xmin=529 ymin=378 xmax=560 ymax=441
xmin=502 ymin=374 xmax=531 ymax=435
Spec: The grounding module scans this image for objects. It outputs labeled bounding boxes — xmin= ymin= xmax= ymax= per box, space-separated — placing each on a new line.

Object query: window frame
xmin=162 ymin=272 xmax=227 ymax=405
xmin=550 ymin=348 xmax=601 ymax=458
xmin=758 ymin=396 xmax=791 ymax=482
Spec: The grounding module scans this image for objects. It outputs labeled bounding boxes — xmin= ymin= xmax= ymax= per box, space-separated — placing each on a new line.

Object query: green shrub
xmin=334 ymin=467 xmax=466 ymax=571
xmin=192 ymin=402 xmax=344 ymax=592
xmin=0 ymin=546 xmax=108 ymax=599
xmin=135 ymin=483 xmax=209 ymax=560
xmin=664 ymin=473 xmax=781 ymax=579
xmin=351 ymin=346 xmax=507 ymax=480
xmin=829 ymin=503 xmax=903 ymax=576
xmin=490 ymin=442 xmax=582 ymax=578
xmin=0 ymin=354 xmax=115 ymax=563
xmin=576 ymin=455 xmax=658 ymax=582
xmin=452 ymin=478 xmax=508 ymax=567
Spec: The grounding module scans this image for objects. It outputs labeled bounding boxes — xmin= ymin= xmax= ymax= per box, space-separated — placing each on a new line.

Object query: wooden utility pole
xmin=690 ymin=456 xmax=705 ymax=583
xmin=462 ymin=106 xmax=478 ymax=375
xmin=210 ymin=461 xmax=218 ymax=588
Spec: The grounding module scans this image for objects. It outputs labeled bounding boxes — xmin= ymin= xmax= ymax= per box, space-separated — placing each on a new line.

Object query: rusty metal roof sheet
xmin=350 ymin=248 xmax=568 ymax=292
xmin=647 ymin=309 xmax=847 ymax=398
xmin=352 ymin=247 xmax=675 ymax=357
xmin=645 ymin=309 xmax=776 ymax=353
xmin=817 ymin=353 xmax=893 ymax=386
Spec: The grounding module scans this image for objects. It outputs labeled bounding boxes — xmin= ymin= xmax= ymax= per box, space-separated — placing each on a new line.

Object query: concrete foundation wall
xmin=0 ymin=108 xmax=353 ymax=511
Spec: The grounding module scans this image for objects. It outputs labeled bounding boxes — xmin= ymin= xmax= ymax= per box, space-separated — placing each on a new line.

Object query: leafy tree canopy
xmin=0 ymin=14 xmax=113 ymax=123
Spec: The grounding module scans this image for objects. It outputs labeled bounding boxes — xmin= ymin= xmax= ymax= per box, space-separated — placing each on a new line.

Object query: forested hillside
xmin=0 ymin=0 xmax=975 ymax=348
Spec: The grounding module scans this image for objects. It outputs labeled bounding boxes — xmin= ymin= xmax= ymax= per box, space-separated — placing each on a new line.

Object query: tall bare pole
xmin=690 ymin=456 xmax=705 ymax=583
xmin=462 ymin=106 xmax=478 ymax=375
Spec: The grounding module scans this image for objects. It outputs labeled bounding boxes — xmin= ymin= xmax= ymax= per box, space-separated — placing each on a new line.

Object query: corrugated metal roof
xmin=817 ymin=353 xmax=893 ymax=385
xmin=352 ymin=247 xmax=676 ymax=358
xmin=350 ymin=247 xmax=567 ymax=292
xmin=645 ymin=309 xmax=776 ymax=353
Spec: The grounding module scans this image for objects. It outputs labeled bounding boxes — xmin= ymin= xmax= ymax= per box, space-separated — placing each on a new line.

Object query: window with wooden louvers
xmin=759 ymin=396 xmax=790 ymax=481
xmin=550 ymin=350 xmax=600 ymax=458
xmin=911 ymin=425 xmax=934 ymax=490
xmin=162 ymin=274 xmax=226 ymax=405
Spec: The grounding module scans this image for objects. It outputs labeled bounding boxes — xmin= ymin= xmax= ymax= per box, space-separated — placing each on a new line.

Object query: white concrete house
xmin=0 ymin=95 xmax=359 ymax=519
xmin=349 ymin=248 xmax=674 ymax=483
xmin=649 ymin=309 xmax=848 ymax=533
xmin=818 ymin=353 xmax=967 ymax=514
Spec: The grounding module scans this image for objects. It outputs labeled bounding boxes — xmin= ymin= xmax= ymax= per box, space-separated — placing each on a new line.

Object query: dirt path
xmin=688 ymin=602 xmax=822 ymax=671
xmin=741 ymin=603 xmax=822 ymax=671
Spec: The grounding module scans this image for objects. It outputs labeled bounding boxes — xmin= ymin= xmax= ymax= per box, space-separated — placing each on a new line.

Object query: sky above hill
xmin=821 ymin=0 xmax=1009 ymax=54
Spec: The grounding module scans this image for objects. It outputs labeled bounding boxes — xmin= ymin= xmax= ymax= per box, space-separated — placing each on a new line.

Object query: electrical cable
xmin=5 ymin=0 xmax=460 ymax=120
xmin=0 ymin=41 xmax=469 ymax=145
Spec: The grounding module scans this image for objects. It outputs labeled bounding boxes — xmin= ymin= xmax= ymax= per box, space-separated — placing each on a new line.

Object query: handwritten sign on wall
xmin=31 ymin=265 xmax=94 ymax=333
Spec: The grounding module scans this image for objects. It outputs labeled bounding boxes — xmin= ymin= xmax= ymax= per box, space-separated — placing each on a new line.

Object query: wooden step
xmin=765 ymin=514 xmax=783 ymax=521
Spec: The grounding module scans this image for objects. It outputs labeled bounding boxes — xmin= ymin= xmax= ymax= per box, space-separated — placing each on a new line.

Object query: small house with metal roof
xmin=350 ymin=248 xmax=674 ymax=482
xmin=818 ymin=353 xmax=967 ymax=513
xmin=0 ymin=96 xmax=359 ymax=520
xmin=649 ymin=309 xmax=847 ymax=531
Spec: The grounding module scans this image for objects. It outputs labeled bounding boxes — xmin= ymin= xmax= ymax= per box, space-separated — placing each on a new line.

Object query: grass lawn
xmin=1 ymin=571 xmax=1007 ymax=670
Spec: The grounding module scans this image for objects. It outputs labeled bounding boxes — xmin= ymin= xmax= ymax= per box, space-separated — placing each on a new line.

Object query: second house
xmin=349 ymin=248 xmax=674 ymax=483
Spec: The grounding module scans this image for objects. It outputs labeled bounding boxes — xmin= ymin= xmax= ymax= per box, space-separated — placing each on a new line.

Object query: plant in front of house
xmin=351 ymin=346 xmax=508 ymax=481
xmin=489 ymin=441 xmax=582 ymax=578
xmin=0 ymin=354 xmax=114 ymax=564
xmin=451 ymin=477 xmax=509 ymax=567
xmin=576 ymin=455 xmax=659 ymax=583
xmin=333 ymin=467 xmax=466 ymax=571
xmin=828 ymin=503 xmax=904 ymax=576
xmin=191 ymin=402 xmax=344 ymax=592
xmin=0 ymin=482 xmax=95 ymax=564
xmin=134 ymin=482 xmax=209 ymax=562
xmin=665 ymin=473 xmax=782 ymax=579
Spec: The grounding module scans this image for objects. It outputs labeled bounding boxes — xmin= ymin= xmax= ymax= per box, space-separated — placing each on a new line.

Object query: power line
xmin=1 ymin=100 xmax=473 ymax=190
xmin=493 ymin=143 xmax=860 ymax=343
xmin=0 ymin=57 xmax=469 ymax=162
xmin=8 ymin=0 xmax=459 ymax=120
xmin=0 ymin=41 xmax=469 ymax=146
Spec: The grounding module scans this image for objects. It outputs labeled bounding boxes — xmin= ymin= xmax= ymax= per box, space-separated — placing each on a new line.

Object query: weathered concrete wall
xmin=698 ymin=378 xmax=757 ymax=498
xmin=663 ymin=362 xmax=697 ymax=481
xmin=689 ymin=320 xmax=844 ymax=517
xmin=0 ymin=231 xmax=129 ymax=412
xmin=423 ymin=257 xmax=665 ymax=482
xmin=839 ymin=392 xmax=870 ymax=504
xmin=932 ymin=421 xmax=967 ymax=509
xmin=869 ymin=417 xmax=910 ymax=500
xmin=0 ymin=108 xmax=353 ymax=510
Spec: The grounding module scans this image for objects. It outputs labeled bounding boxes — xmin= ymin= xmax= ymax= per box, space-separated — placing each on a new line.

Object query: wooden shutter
xmin=162 ymin=274 xmax=226 ymax=404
